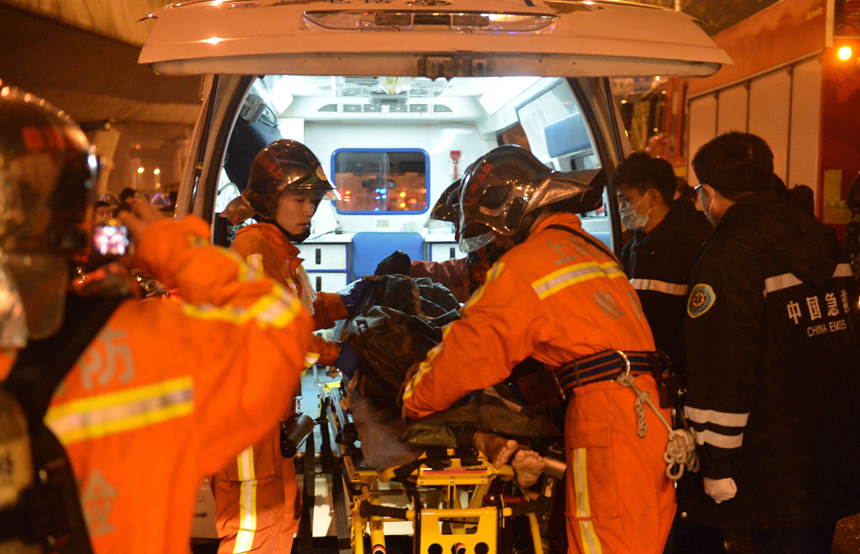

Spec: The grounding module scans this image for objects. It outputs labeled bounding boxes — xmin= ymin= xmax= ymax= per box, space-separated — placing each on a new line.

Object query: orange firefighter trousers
xmin=213 ymin=223 xmax=347 ymax=554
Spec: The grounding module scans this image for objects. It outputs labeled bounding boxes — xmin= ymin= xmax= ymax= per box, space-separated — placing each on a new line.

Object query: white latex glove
xmin=703 ymin=477 xmax=737 ymax=504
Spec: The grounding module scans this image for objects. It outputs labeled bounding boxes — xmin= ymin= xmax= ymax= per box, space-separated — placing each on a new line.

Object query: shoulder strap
xmin=0 ymin=292 xmax=126 ymax=554
xmin=545 ymin=224 xmax=621 ymax=265
xmin=3 ymin=293 xmax=127 ymax=423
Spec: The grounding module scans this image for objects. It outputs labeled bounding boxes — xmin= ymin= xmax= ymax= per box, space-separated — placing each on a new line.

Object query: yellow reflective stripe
xmin=463 ymin=263 xmax=505 ymax=314
xmin=237 ymin=445 xmax=255 ymax=481
xmin=45 ymin=377 xmax=193 ymax=445
xmin=578 ymin=521 xmax=603 ymax=554
xmin=246 ymin=253 xmax=263 ymax=270
xmin=235 ymin=253 xmax=263 ymax=283
xmin=405 ymin=263 xmax=505 ymax=401
xmin=188 ymin=235 xmax=207 ymax=248
xmin=180 ymin=286 xmax=304 ymax=330
xmin=304 ymin=351 xmax=321 ymax=368
xmin=234 ymin=447 xmax=257 ymax=553
xmin=573 ymin=447 xmax=590 ymax=518
xmin=573 ymin=447 xmax=603 ymax=554
xmin=401 ymin=342 xmax=444 ymax=401
xmin=532 ymin=261 xmax=623 ymax=300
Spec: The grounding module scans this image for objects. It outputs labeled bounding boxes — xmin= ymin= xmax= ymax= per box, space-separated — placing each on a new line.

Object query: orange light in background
xmin=838 ymin=46 xmax=853 ymax=61
xmin=400 ymin=202 xmax=406 ymax=208
xmin=399 ymin=191 xmax=406 ymax=198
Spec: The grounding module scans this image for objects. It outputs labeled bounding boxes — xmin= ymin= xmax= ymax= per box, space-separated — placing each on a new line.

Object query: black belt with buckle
xmin=552 ymin=350 xmax=667 ymax=401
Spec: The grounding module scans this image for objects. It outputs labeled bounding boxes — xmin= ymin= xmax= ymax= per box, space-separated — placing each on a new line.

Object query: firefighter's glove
xmin=339 ymin=278 xmax=372 ymax=318
xmin=336 ymin=341 xmax=360 ymax=377
xmin=375 ymin=250 xmax=412 ymax=276
xmin=703 ymin=477 xmax=737 ymax=504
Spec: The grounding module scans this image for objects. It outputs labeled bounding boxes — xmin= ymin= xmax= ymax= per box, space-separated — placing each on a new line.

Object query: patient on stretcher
xmin=339 ymin=274 xmax=558 ymax=487
xmin=349 ymin=383 xmax=548 ymax=487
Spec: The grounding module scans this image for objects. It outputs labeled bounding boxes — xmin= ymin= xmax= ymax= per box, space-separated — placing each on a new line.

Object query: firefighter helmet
xmin=424 ymin=179 xmax=461 ymax=228
xmin=0 ymin=84 xmax=96 ymax=255
xmin=458 ymin=145 xmax=603 ymax=252
xmin=222 ymin=139 xmax=340 ymax=223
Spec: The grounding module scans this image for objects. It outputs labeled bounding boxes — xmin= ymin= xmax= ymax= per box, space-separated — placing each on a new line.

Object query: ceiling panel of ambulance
xmin=268 ymin=75 xmax=528 ymax=122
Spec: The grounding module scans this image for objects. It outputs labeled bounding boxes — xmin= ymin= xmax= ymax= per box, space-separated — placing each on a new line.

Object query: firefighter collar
xmin=687 ymin=284 xmax=716 ymax=318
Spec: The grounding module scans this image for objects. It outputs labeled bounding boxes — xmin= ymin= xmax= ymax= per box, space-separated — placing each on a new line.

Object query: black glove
xmin=375 ymin=250 xmax=412 ymax=276
xmin=336 ymin=341 xmax=360 ymax=377
xmin=338 ymin=279 xmax=372 ymax=318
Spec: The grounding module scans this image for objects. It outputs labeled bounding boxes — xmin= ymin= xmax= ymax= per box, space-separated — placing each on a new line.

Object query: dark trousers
xmin=664 ymin=516 xmax=725 ymax=554
xmin=749 ymin=521 xmax=837 ymax=554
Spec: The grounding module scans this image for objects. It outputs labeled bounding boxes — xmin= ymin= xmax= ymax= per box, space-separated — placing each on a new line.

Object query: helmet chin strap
xmin=262 ymin=218 xmax=311 ymax=244
xmin=511 ymin=208 xmax=542 ymax=246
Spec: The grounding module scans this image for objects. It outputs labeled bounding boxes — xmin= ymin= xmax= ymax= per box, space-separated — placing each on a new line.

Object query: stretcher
xmin=299 ymin=381 xmax=561 ymax=554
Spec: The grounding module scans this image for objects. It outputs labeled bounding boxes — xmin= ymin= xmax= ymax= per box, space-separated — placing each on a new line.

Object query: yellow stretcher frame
xmin=347 ymin=452 xmax=545 ymax=554
xmin=320 ymin=383 xmax=547 ymax=554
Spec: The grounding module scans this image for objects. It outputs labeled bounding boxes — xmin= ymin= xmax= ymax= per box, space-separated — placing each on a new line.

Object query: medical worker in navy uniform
xmin=681 ymin=131 xmax=860 ymax=553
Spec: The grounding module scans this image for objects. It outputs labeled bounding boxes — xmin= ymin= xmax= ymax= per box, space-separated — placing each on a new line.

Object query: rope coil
xmin=615 ymin=358 xmax=699 ymax=481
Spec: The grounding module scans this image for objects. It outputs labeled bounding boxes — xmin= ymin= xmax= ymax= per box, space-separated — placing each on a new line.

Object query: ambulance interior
xmin=215 ymin=75 xmax=612 ymax=294
xmin=195 ymin=74 xmax=612 ymax=543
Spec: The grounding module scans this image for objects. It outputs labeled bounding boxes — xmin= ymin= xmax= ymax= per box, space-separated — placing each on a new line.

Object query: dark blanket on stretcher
xmin=344 ymin=275 xmax=460 ymax=404
xmin=341 ymin=275 xmax=559 ymax=466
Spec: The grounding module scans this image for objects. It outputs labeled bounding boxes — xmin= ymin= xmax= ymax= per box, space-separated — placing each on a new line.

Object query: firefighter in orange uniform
xmin=402 ymin=146 xmax=677 ymax=554
xmin=0 ymin=87 xmax=313 ymax=554
xmin=217 ymin=140 xmax=365 ymax=553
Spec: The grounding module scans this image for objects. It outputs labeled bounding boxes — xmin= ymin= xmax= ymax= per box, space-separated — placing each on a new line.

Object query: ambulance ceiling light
xmin=479 ymin=77 xmax=540 ymax=114
xmin=303 ymin=11 xmax=557 ymax=32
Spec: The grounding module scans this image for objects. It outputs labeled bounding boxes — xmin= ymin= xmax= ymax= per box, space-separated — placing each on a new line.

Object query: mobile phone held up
xmin=92 ymin=224 xmax=130 ymax=257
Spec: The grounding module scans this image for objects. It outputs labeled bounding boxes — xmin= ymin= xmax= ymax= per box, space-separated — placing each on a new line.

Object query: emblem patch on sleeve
xmin=687 ymin=284 xmax=716 ymax=318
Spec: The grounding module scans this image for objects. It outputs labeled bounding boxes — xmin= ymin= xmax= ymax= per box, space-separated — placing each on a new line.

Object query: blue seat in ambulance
xmin=350 ymin=232 xmax=425 ymax=281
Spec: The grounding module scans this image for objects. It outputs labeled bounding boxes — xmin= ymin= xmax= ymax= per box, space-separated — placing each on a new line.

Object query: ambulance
xmin=138 ymin=0 xmax=730 ymax=544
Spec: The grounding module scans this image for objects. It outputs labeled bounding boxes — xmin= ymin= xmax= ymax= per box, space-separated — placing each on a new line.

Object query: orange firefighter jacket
xmin=0 ymin=216 xmax=313 ymax=554
xmin=230 ymin=223 xmax=348 ymax=367
xmin=403 ymin=211 xmax=655 ymax=418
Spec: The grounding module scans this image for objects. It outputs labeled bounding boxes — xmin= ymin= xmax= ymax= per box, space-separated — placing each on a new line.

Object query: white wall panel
xmin=687 ymin=94 xmax=717 ymax=187
xmin=717 ymin=84 xmax=748 ymax=134
xmin=788 ymin=56 xmax=823 ymax=200
xmin=748 ymin=69 xmax=792 ymax=182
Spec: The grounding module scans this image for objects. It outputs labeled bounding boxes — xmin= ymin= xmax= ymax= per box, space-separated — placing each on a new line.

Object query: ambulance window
xmin=516 ymin=80 xmax=600 ymax=173
xmin=516 ymin=79 xmax=606 ymax=219
xmin=332 ymin=149 xmax=429 ymax=214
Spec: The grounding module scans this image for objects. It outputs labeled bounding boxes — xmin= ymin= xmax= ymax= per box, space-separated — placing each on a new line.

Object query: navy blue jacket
xmin=680 ymin=190 xmax=860 ymax=529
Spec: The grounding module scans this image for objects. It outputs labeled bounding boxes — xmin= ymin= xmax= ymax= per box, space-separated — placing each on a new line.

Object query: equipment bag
xmin=0 ymin=292 xmax=126 ymax=553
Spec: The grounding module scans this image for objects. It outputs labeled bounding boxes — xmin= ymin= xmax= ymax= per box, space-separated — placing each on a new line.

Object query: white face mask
xmin=698 ymin=186 xmax=718 ymax=225
xmin=619 ymin=195 xmax=651 ymax=231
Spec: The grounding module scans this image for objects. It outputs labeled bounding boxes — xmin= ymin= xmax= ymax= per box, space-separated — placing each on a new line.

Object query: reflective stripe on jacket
xmin=1 ymin=216 xmax=314 ymax=554
xmin=402 ymin=212 xmax=654 ymax=419
xmin=231 ymin=223 xmax=348 ymax=367
xmin=620 ymin=198 xmax=711 ymax=375
xmin=682 ymin=190 xmax=860 ymax=529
